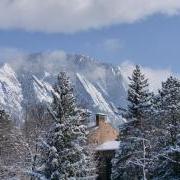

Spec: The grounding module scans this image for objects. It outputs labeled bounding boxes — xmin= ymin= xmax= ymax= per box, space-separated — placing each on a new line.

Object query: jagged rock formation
xmin=0 ymin=52 xmax=127 ymax=127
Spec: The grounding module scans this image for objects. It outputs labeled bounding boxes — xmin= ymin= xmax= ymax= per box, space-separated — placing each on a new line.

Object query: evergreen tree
xmin=0 ymin=110 xmax=12 ymax=163
xmin=125 ymin=65 xmax=152 ymax=122
xmin=0 ymin=109 xmax=30 ymax=179
xmin=22 ymin=103 xmax=53 ymax=180
xmin=33 ymin=72 xmax=96 ymax=179
xmin=112 ymin=65 xmax=153 ymax=180
xmin=152 ymin=76 xmax=180 ymax=179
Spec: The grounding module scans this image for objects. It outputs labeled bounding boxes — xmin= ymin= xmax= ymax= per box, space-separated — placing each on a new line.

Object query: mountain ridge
xmin=0 ymin=52 xmax=127 ymax=127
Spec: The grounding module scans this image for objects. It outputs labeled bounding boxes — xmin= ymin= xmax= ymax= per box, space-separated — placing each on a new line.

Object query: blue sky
xmin=1 ymin=1 xmax=180 ymax=73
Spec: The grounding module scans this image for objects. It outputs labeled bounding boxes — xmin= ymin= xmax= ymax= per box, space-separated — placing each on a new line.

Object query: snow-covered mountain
xmin=0 ymin=52 xmax=127 ymax=127
xmin=0 ymin=63 xmax=23 ymax=124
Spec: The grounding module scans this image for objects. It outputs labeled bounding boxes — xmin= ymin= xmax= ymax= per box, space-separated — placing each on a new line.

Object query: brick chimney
xmin=96 ymin=113 xmax=106 ymax=126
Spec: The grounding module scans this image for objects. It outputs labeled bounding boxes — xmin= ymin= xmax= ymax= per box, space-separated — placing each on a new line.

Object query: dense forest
xmin=0 ymin=66 xmax=179 ymax=180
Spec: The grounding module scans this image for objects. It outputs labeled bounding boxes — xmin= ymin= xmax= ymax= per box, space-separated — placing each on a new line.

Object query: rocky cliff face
xmin=0 ymin=52 xmax=127 ymax=127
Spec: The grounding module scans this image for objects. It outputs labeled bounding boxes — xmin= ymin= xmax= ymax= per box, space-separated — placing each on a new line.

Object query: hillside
xmin=0 ymin=52 xmax=127 ymax=127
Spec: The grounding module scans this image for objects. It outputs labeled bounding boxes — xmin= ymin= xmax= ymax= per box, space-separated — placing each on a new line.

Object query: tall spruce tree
xmin=33 ymin=72 xmax=96 ymax=180
xmin=125 ymin=65 xmax=152 ymax=122
xmin=152 ymin=76 xmax=180 ymax=179
xmin=112 ymin=65 xmax=153 ymax=180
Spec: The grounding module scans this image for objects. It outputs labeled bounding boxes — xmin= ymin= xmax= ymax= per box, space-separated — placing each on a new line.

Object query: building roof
xmin=96 ymin=141 xmax=120 ymax=151
xmin=96 ymin=113 xmax=107 ymax=116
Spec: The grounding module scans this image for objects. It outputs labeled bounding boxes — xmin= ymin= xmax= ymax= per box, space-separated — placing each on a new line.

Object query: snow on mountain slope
xmin=77 ymin=73 xmax=114 ymax=114
xmin=32 ymin=72 xmax=124 ymax=127
xmin=77 ymin=73 xmax=123 ymax=126
xmin=0 ymin=64 xmax=23 ymax=124
xmin=0 ymin=52 xmax=127 ymax=127
xmin=33 ymin=75 xmax=53 ymax=103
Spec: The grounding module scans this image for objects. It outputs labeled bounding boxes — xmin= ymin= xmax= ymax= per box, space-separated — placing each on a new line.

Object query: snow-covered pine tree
xmin=111 ymin=65 xmax=153 ymax=180
xmin=125 ymin=65 xmax=152 ymax=122
xmin=152 ymin=76 xmax=180 ymax=179
xmin=33 ymin=72 xmax=96 ymax=180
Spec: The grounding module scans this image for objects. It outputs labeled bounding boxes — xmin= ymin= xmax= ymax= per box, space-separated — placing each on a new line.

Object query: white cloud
xmin=101 ymin=38 xmax=122 ymax=52
xmin=6 ymin=49 xmax=67 ymax=73
xmin=120 ymin=61 xmax=174 ymax=93
xmin=0 ymin=47 xmax=25 ymax=61
xmin=0 ymin=0 xmax=180 ymax=33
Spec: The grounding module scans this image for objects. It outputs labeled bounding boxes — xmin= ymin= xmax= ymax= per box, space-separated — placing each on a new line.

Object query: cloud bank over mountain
xmin=120 ymin=61 xmax=173 ymax=93
xmin=0 ymin=0 xmax=180 ymax=33
xmin=0 ymin=48 xmax=177 ymax=93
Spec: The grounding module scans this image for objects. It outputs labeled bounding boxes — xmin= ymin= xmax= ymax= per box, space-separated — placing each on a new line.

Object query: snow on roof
xmin=96 ymin=113 xmax=107 ymax=116
xmin=96 ymin=141 xmax=120 ymax=151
